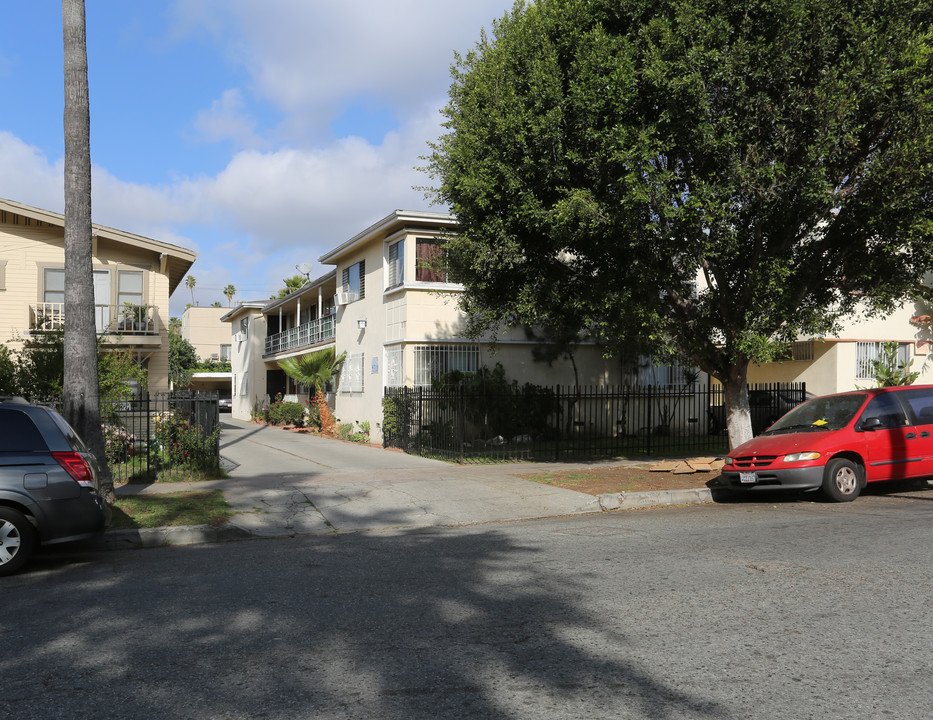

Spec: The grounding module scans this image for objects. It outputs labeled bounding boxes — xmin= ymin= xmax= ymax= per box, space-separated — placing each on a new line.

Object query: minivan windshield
xmin=763 ymin=393 xmax=868 ymax=434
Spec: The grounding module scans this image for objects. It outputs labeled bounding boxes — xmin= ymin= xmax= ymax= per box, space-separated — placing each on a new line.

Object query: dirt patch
xmin=521 ymin=464 xmax=718 ymax=496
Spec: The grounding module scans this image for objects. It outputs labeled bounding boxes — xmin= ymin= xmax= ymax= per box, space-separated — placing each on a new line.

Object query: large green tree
xmin=425 ymin=0 xmax=933 ymax=448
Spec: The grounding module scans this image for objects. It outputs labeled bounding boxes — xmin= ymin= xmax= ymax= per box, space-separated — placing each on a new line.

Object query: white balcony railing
xmin=30 ymin=303 xmax=159 ymax=336
xmin=265 ymin=315 xmax=335 ymax=355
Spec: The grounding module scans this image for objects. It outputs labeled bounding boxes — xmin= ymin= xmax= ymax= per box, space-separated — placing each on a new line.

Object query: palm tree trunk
xmin=62 ymin=0 xmax=113 ymax=502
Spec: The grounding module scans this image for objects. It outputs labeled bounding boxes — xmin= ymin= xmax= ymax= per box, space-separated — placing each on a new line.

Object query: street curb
xmin=88 ymin=524 xmax=251 ymax=551
xmin=598 ymin=488 xmax=713 ymax=511
xmin=91 ymin=487 xmax=714 ymax=552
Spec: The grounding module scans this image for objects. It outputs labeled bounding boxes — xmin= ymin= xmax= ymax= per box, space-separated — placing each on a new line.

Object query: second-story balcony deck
xmin=265 ymin=314 xmax=335 ymax=356
xmin=29 ymin=302 xmax=161 ymax=343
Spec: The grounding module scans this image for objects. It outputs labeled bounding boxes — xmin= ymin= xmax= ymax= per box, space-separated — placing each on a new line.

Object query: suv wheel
xmin=0 ymin=507 xmax=36 ymax=577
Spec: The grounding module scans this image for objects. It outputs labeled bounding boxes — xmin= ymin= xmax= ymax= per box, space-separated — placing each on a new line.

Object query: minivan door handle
xmin=906 ymin=432 xmax=917 ymax=439
xmin=921 ymin=431 xmax=931 ymax=439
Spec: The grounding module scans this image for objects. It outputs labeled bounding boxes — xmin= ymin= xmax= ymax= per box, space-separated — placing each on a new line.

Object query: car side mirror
xmin=859 ymin=417 xmax=882 ymax=432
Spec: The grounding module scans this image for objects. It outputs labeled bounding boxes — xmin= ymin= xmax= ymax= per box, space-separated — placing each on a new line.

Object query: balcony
xmin=265 ymin=315 xmax=335 ymax=355
xmin=30 ymin=303 xmax=160 ymax=340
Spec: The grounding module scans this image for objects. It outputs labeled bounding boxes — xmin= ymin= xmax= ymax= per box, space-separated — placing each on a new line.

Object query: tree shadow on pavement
xmin=1 ymin=528 xmax=724 ymax=720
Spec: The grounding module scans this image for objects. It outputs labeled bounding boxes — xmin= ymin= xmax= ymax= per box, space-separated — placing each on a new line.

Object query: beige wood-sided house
xmin=0 ymin=197 xmax=196 ymax=394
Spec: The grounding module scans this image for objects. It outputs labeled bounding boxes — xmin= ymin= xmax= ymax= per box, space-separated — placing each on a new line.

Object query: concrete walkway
xmin=106 ymin=417 xmax=712 ymax=549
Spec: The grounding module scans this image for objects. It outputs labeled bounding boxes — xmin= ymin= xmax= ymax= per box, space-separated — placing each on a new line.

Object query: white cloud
xmin=171 ymin=0 xmax=510 ymax=138
xmin=193 ymin=88 xmax=263 ymax=148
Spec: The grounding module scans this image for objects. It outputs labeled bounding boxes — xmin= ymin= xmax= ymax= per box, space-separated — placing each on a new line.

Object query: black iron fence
xmin=41 ymin=392 xmax=221 ymax=482
xmin=383 ymin=382 xmax=807 ymax=463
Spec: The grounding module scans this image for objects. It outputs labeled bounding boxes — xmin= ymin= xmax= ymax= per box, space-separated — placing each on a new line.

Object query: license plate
xmin=739 ymin=471 xmax=757 ymax=484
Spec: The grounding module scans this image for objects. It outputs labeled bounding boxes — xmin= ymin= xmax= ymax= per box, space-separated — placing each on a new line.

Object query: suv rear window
xmin=0 ymin=409 xmax=48 ymax=452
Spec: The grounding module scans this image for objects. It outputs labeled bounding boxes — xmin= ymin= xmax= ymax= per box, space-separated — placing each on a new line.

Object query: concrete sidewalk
xmin=103 ymin=418 xmax=713 ymax=550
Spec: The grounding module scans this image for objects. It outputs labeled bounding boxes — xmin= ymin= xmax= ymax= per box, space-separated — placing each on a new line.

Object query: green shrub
xmin=338 ymin=423 xmax=354 ymax=441
xmin=266 ymin=400 xmax=306 ymax=427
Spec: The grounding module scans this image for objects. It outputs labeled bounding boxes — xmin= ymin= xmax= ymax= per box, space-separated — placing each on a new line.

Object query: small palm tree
xmin=185 ymin=275 xmax=196 ymax=305
xmin=223 ymin=284 xmax=236 ymax=306
xmin=278 ymin=347 xmax=346 ymax=398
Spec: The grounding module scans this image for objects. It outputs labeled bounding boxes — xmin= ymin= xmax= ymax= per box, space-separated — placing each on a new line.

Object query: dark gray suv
xmin=0 ymin=398 xmax=109 ymax=576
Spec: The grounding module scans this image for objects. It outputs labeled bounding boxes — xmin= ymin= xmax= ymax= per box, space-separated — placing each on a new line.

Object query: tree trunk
xmin=62 ymin=0 xmax=113 ymax=503
xmin=722 ymin=360 xmax=753 ymax=450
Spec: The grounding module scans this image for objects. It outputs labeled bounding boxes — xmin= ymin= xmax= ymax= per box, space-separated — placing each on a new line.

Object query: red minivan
xmin=721 ymin=385 xmax=933 ymax=502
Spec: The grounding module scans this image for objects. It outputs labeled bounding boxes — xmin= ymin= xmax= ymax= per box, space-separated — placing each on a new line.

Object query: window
xmin=415 ymin=238 xmax=446 ymax=282
xmin=342 ymin=260 xmax=365 ymax=298
xmin=630 ymin=356 xmax=699 ymax=387
xmin=387 ymin=240 xmax=404 ymax=288
xmin=220 ymin=345 xmax=231 ymax=362
xmin=413 ymin=344 xmax=479 ymax=386
xmin=117 ymin=270 xmax=144 ymax=307
xmin=855 ymin=342 xmax=910 ymax=380
xmin=858 ymin=393 xmax=908 ymax=429
xmin=385 ymin=346 xmax=404 ymax=387
xmin=43 ymin=268 xmax=65 ymax=304
xmin=0 ymin=260 xmax=7 ymax=290
xmin=341 ymin=352 xmax=364 ymax=393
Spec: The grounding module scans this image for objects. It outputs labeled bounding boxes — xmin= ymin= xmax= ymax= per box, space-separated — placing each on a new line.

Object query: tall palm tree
xmin=223 ymin=284 xmax=236 ymax=306
xmin=278 ymin=348 xmax=346 ymax=399
xmin=185 ymin=275 xmax=196 ymax=305
xmin=62 ymin=0 xmax=113 ymax=501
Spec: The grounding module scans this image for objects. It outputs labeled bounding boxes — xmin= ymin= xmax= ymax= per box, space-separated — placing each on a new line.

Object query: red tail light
xmin=52 ymin=452 xmax=95 ymax=488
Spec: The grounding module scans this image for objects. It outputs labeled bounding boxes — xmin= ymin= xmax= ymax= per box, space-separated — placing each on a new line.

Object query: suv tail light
xmin=52 ymin=452 xmax=95 ymax=488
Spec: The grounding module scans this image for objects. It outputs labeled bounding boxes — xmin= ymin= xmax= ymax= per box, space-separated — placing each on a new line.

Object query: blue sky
xmin=0 ymin=0 xmax=513 ymax=315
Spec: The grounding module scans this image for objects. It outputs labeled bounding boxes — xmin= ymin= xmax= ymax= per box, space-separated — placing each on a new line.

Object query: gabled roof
xmin=0 ymin=197 xmax=197 ymax=293
xmin=318 ymin=210 xmax=456 ymax=265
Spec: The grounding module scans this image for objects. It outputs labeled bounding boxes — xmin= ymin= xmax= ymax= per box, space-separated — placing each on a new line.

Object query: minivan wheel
xmin=822 ymin=459 xmax=862 ymax=502
xmin=0 ymin=507 xmax=36 ymax=577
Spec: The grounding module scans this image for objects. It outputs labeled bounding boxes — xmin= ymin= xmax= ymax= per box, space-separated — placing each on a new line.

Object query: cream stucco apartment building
xmin=223 ymin=209 xmax=933 ymax=442
xmin=0 ymin=197 xmax=196 ymax=394
xmin=223 ymin=210 xmax=624 ymax=441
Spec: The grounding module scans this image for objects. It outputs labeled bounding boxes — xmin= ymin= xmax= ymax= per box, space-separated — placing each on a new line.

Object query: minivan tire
xmin=0 ymin=507 xmax=36 ymax=577
xmin=822 ymin=458 xmax=862 ymax=502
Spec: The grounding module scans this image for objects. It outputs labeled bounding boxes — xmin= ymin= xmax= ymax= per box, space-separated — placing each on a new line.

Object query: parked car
xmin=218 ymin=394 xmax=232 ymax=413
xmin=0 ymin=397 xmax=110 ymax=576
xmin=721 ymin=385 xmax=933 ymax=502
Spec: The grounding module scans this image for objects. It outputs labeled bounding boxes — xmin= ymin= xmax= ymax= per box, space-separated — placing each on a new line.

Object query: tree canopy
xmin=425 ymin=0 xmax=933 ymax=447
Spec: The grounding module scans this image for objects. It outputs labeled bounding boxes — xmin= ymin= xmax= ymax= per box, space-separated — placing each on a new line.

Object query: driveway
xmin=213 ymin=418 xmax=603 ymax=535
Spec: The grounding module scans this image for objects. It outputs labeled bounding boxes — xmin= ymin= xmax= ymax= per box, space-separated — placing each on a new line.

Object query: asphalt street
xmin=4 ymin=491 xmax=932 ymax=720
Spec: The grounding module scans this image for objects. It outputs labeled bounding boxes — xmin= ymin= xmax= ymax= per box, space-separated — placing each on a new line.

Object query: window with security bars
xmin=856 ymin=342 xmax=911 ymax=380
xmin=413 ymin=344 xmax=479 ymax=386
xmin=385 ymin=347 xmax=404 ymax=387
xmin=340 ymin=352 xmax=364 ymax=393
xmin=387 ymin=240 xmax=404 ymax=288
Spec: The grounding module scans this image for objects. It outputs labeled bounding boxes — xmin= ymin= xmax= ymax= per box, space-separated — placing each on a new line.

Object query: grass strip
xmin=111 ymin=490 xmax=233 ymax=530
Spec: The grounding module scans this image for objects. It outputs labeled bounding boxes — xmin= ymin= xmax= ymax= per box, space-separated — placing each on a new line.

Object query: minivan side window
xmin=858 ymin=394 xmax=909 ymax=429
xmin=897 ymin=389 xmax=933 ymax=426
xmin=0 ymin=410 xmax=47 ymax=452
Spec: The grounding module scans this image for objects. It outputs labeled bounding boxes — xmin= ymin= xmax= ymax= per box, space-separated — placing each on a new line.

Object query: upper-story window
xmin=43 ymin=268 xmax=65 ymax=303
xmin=117 ymin=270 xmax=144 ymax=307
xmin=387 ymin=239 xmax=404 ymax=288
xmin=416 ymin=238 xmax=447 ymax=283
xmin=342 ymin=260 xmax=365 ymax=298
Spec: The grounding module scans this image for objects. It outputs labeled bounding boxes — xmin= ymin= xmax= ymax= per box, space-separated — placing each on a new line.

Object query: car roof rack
xmin=0 ymin=396 xmax=30 ymax=405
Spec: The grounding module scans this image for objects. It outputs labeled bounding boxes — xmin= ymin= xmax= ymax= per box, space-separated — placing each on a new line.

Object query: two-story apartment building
xmin=0 ymin=197 xmax=196 ymax=394
xmin=224 ymin=210 xmax=624 ymax=440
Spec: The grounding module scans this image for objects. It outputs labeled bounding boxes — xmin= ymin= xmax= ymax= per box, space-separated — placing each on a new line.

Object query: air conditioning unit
xmin=233 ymin=331 xmax=246 ymax=343
xmin=209 ymin=353 xmax=220 ymax=361
xmin=334 ymin=292 xmax=359 ymax=306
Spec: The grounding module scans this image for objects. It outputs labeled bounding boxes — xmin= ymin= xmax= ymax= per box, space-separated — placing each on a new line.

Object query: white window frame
xmin=856 ymin=341 xmax=911 ymax=380
xmin=387 ymin=239 xmax=404 ymax=288
xmin=413 ymin=344 xmax=479 ymax=387
xmin=341 ymin=352 xmax=365 ymax=393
